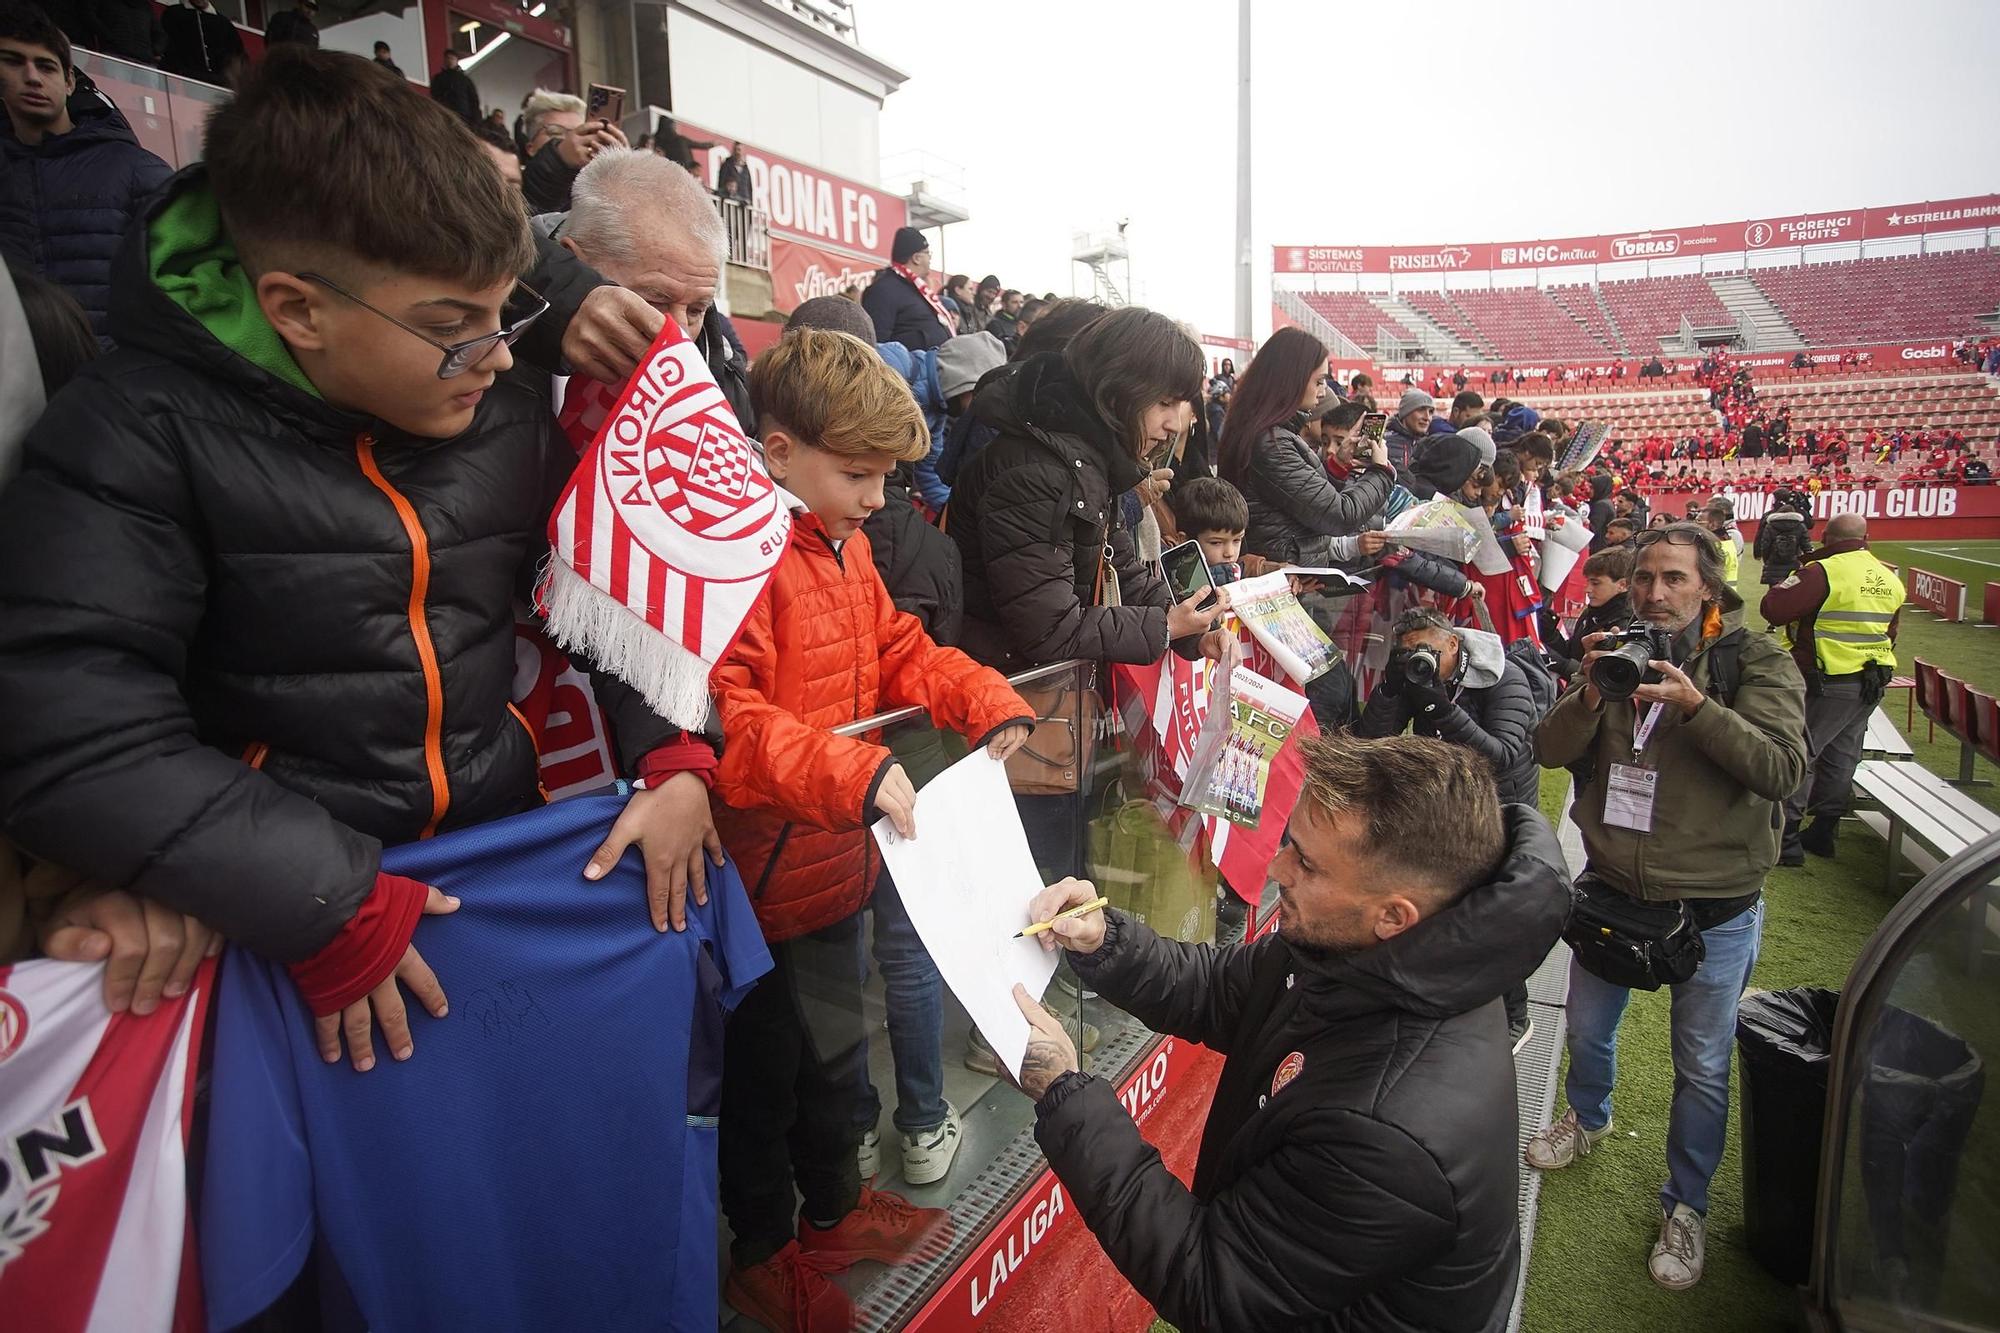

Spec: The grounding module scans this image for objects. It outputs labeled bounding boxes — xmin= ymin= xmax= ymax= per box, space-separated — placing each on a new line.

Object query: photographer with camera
xmin=1358 ymin=607 xmax=1543 ymax=1047
xmin=1528 ymin=523 xmax=1805 ymax=1291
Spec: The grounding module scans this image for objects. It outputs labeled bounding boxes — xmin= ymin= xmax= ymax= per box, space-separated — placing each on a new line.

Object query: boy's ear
xmin=256 ymin=273 xmax=332 ymax=353
xmin=760 ymin=429 xmax=794 ymax=480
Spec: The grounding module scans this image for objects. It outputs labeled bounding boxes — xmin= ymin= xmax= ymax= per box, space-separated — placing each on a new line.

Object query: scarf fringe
xmin=537 ymin=556 xmax=713 ymax=731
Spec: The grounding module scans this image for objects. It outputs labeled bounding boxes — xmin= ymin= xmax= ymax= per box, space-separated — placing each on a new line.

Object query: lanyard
xmin=1632 ymin=702 xmax=1665 ymax=760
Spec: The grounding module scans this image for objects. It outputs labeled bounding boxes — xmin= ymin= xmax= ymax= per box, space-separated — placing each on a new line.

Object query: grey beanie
xmin=786 ymin=295 xmax=878 ymax=344
xmin=936 ymin=331 xmax=1007 ymax=399
xmin=1396 ymin=389 xmax=1436 ymax=421
xmin=1456 ymin=425 xmax=1497 ymax=466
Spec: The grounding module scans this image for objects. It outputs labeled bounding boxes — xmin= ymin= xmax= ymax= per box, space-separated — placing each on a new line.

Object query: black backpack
xmin=1506 ymin=639 xmax=1562 ymax=727
xmin=1763 ymin=522 xmax=1806 ymax=568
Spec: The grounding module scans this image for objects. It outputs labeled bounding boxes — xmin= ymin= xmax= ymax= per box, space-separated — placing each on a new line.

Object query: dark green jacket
xmin=1534 ymin=593 xmax=1808 ymax=901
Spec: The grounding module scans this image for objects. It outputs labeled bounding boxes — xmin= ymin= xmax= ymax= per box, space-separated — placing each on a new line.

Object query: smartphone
xmin=586 ymin=83 xmax=625 ymax=126
xmin=1161 ymin=539 xmax=1219 ymax=611
xmin=1355 ymin=411 xmax=1388 ymax=446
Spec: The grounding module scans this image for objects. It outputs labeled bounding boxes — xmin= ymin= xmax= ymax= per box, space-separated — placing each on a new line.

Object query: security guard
xmin=1760 ymin=512 xmax=1902 ymax=863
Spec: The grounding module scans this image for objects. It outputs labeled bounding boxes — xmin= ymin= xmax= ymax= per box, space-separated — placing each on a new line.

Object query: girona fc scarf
xmin=538 ymin=319 xmax=790 ymax=730
xmin=893 ymin=263 xmax=957 ymax=335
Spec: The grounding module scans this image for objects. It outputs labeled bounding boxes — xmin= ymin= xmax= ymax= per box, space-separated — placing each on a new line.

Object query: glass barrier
xmin=1810 ymin=835 xmax=2000 ymax=1330
xmin=710 ymin=658 xmax=1244 ymax=1330
xmin=72 ymin=47 xmax=231 ymax=171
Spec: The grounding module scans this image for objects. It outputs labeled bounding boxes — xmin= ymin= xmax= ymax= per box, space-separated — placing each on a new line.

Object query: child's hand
xmin=315 ymin=886 xmax=457 ymax=1072
xmin=986 ymin=724 xmax=1032 ymax=762
xmin=1357 ymin=530 xmax=1391 ymax=556
xmin=583 ymin=772 xmax=724 ymax=932
xmin=874 ymin=763 xmax=917 ymax=840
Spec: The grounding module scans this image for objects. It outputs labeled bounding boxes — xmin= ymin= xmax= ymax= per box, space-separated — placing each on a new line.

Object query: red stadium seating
xmin=1747 ymin=250 xmax=2000 ymax=346
xmin=1594 ymin=275 xmax=1734 ymax=354
xmin=1298 ymin=292 xmax=1422 ymax=347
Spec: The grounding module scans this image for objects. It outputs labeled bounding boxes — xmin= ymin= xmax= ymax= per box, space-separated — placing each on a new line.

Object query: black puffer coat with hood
xmin=946 ymin=352 xmax=1194 ymax=671
xmin=0 ymin=169 xmax=678 ymax=962
xmin=1035 ymin=805 xmax=1572 ymax=1333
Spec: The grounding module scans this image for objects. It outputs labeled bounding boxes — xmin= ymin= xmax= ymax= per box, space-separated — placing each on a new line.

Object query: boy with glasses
xmin=0 ymin=48 xmax=715 ymax=1072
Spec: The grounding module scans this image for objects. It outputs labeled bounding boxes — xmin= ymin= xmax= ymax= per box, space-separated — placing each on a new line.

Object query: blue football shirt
xmin=200 ymin=794 xmax=772 ymax=1332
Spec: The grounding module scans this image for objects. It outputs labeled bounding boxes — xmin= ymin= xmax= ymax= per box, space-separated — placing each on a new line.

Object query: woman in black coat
xmin=1216 ymin=327 xmax=1391 ymax=568
xmin=948 ymin=306 xmax=1218 ymax=673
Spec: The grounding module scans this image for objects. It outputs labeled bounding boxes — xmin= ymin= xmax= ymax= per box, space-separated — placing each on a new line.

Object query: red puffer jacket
xmin=712 ymin=512 xmax=1032 ymax=943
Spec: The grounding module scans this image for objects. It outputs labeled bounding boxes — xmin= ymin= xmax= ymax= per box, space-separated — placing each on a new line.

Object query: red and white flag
xmin=539 ymin=321 xmax=790 ymax=730
xmin=0 ymin=957 xmax=214 ymax=1332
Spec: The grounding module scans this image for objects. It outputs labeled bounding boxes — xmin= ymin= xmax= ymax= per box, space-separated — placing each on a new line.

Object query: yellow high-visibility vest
xmin=1812 ymin=548 xmax=1901 ymax=675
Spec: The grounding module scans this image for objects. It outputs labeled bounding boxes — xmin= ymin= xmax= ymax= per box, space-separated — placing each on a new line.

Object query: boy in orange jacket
xmin=714 ymin=330 xmax=1033 ymax=1331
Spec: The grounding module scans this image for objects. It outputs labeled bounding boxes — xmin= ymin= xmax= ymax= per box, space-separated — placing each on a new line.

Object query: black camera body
xmin=1400 ymin=644 xmax=1444 ymax=689
xmin=1591 ymin=623 xmax=1677 ymax=702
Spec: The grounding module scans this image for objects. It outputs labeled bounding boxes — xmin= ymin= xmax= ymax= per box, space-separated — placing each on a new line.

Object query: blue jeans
xmin=1564 ymin=901 xmax=1763 ymax=1216
xmin=853 ymin=868 xmax=949 ymax=1136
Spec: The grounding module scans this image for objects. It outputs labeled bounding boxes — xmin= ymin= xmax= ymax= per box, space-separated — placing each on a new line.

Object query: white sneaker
xmin=900 ymin=1103 xmax=963 ymax=1186
xmin=857 ymin=1128 xmax=880 ymax=1183
xmin=1523 ymin=1108 xmax=1614 ymax=1170
xmin=1649 ymin=1202 xmax=1706 ymax=1290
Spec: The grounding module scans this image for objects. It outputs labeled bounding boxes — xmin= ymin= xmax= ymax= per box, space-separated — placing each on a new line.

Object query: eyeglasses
xmin=1632 ymin=525 xmax=1711 ymax=549
xmin=298 ymin=273 xmax=549 ymax=379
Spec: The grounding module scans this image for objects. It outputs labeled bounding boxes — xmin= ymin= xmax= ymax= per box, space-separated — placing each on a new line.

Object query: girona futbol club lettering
xmin=540 ymin=320 xmax=790 ymax=729
xmin=0 ymin=958 xmax=213 ymax=1331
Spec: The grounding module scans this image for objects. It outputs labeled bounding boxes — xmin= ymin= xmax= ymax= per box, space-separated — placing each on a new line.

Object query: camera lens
xmin=1404 ymin=649 xmax=1438 ymax=686
xmin=1591 ymin=643 xmax=1652 ymax=701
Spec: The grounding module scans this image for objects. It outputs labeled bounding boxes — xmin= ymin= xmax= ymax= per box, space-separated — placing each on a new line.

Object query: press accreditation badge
xmin=1604 ymin=764 xmax=1658 ymax=834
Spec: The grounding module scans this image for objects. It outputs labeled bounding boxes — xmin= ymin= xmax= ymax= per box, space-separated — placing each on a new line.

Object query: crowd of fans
xmin=0 ymin=10 xmax=1973 ymax=1331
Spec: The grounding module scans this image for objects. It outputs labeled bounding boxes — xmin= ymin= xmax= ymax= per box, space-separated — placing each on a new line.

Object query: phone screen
xmin=1356 ymin=411 xmax=1388 ymax=445
xmin=1161 ymin=539 xmax=1217 ymax=607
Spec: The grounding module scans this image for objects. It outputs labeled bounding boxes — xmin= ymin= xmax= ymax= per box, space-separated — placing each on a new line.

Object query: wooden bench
xmin=1852 ymin=759 xmax=2000 ymax=972
xmin=1862 ymin=707 xmax=1914 ymax=760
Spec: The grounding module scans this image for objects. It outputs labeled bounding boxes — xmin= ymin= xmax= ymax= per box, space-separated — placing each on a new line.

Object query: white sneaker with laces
xmin=1649 ymin=1202 xmax=1706 ymax=1290
xmin=857 ymin=1128 xmax=880 ymax=1183
xmin=1523 ymin=1108 xmax=1614 ymax=1170
xmin=901 ymin=1103 xmax=963 ymax=1186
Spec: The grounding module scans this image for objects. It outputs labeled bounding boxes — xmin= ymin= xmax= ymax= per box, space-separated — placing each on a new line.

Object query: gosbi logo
xmin=0 ymin=989 xmax=25 ymax=1065
xmin=603 ymin=340 xmax=790 ymax=582
xmin=1271 ymin=1050 xmax=1305 ymax=1097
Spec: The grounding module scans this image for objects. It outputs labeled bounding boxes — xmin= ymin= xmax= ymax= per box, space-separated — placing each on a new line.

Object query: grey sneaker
xmin=901 ymin=1103 xmax=963 ymax=1186
xmin=1649 ymin=1202 xmax=1706 ymax=1290
xmin=1523 ymin=1108 xmax=1614 ymax=1170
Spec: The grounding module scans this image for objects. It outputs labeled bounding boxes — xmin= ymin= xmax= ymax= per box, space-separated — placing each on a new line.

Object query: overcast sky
xmin=854 ymin=0 xmax=2000 ymax=339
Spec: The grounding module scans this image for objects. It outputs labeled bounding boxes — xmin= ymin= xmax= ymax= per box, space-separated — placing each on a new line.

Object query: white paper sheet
xmin=869 ymin=750 xmax=1061 ymax=1080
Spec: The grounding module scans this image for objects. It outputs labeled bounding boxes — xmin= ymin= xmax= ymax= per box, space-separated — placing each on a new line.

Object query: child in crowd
xmin=711 ymin=329 xmax=1032 ymax=1331
xmin=1167 ymin=476 xmax=1360 ymax=730
xmin=0 ymin=50 xmax=712 ymax=1062
xmin=1544 ymin=547 xmax=1634 ymax=685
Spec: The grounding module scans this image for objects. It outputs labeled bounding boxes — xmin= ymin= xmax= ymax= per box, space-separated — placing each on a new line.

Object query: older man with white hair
xmin=540 ymin=147 xmax=753 ymax=430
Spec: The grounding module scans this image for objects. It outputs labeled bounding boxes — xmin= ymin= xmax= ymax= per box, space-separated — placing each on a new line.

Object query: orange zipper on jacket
xmin=355 ymin=433 xmax=450 ymax=838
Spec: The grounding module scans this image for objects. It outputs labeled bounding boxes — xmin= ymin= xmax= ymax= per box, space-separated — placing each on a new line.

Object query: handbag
xmin=1005 ymin=543 xmax=1108 ymax=796
xmin=1563 ymin=875 xmax=1706 ymax=991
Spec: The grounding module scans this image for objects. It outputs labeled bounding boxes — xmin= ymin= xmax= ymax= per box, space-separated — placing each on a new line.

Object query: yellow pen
xmin=1014 ymin=896 xmax=1111 ymax=939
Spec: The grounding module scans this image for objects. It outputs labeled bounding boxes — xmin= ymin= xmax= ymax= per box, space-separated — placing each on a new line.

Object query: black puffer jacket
xmin=863 ymin=472 xmax=963 ymax=645
xmin=0 ymin=171 xmax=677 ymax=962
xmin=947 ymin=354 xmax=1187 ymax=670
xmin=1357 ymin=628 xmax=1542 ymax=805
xmin=861 ymin=265 xmax=950 ymax=353
xmin=1036 ymin=806 xmax=1571 ymax=1333
xmin=1233 ymin=424 xmax=1392 ymax=566
xmin=0 ymin=91 xmax=170 ymax=338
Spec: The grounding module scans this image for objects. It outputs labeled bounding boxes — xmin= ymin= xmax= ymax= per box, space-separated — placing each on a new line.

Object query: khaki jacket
xmin=1535 ymin=598 xmax=1808 ymax=901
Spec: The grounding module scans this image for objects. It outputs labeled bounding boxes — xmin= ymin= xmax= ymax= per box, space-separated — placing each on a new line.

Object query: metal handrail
xmin=831 ymin=659 xmax=1086 ymax=738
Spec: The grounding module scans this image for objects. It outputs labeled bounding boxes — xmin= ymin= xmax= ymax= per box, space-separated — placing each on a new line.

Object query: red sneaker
xmin=797 ymin=1186 xmax=955 ymax=1269
xmin=724 ymin=1241 xmax=853 ymax=1333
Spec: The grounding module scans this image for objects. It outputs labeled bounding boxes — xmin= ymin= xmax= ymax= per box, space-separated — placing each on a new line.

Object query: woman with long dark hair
xmin=1218 ymin=327 xmax=1392 ymax=568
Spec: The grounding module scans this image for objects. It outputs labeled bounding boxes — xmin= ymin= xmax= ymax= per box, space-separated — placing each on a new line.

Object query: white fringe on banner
xmin=536 ymin=556 xmax=713 ymax=731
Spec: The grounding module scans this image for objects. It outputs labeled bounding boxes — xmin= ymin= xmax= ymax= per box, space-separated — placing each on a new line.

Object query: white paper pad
xmin=869 ymin=750 xmax=1060 ymax=1080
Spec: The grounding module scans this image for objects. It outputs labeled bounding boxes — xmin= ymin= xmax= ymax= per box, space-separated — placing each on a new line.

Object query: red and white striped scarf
xmin=537 ymin=319 xmax=790 ymax=729
xmin=893 ymin=263 xmax=957 ymax=335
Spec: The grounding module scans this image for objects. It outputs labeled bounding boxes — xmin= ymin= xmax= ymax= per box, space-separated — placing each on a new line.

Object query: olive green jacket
xmin=1535 ymin=599 xmax=1808 ymax=901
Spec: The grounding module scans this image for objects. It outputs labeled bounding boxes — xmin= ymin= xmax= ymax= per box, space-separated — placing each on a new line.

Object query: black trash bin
xmin=1736 ymin=986 xmax=1841 ymax=1284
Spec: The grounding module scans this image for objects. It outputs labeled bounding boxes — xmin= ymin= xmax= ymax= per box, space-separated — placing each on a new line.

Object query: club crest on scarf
xmin=538 ymin=321 xmax=789 ymax=730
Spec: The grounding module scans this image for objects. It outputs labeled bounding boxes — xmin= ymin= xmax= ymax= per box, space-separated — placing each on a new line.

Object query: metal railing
xmin=715 ymin=195 xmax=772 ymax=272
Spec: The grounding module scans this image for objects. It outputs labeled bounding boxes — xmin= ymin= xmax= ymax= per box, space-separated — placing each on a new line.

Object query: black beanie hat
xmin=891 ymin=226 xmax=929 ymax=264
xmin=1411 ymin=436 xmax=1481 ymax=495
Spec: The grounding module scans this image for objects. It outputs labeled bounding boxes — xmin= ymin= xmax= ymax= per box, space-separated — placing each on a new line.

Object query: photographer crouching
xmin=1005 ymin=733 xmax=1570 ymax=1332
xmin=1529 ymin=522 xmax=1806 ymax=1291
xmin=1357 ymin=607 xmax=1542 ymax=1047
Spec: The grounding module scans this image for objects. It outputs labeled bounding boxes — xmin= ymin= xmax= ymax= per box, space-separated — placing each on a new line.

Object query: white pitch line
xmin=1907 ymin=546 xmax=2000 ymax=570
